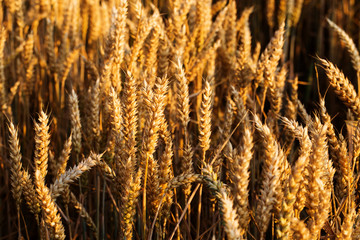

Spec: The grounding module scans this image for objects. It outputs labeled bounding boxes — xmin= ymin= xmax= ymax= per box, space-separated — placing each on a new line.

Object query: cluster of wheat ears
xmin=2 ymin=0 xmax=360 ymax=239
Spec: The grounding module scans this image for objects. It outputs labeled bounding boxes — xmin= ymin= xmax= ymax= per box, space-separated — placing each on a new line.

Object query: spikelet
xmin=19 ymin=169 xmax=40 ymax=218
xmin=339 ymin=196 xmax=356 ymax=240
xmin=291 ymin=218 xmax=310 ymax=239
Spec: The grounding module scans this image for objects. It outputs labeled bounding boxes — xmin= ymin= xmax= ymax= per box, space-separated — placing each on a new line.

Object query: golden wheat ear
xmin=8 ymin=121 xmax=23 ymax=209
xmin=319 ymin=57 xmax=360 ymax=118
xmin=327 ymin=18 xmax=360 ymax=73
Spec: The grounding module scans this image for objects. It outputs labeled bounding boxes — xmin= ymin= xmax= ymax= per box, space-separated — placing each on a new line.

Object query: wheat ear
xmin=254 ymin=114 xmax=285 ymax=239
xmin=203 ymin=166 xmax=242 ymax=240
xmin=277 ymin=118 xmax=311 ymax=239
xmin=34 ymin=110 xmax=50 ymax=182
xmin=50 ymin=153 xmax=101 ymax=199
xmin=327 ymin=18 xmax=360 ymax=72
xmin=34 ymin=169 xmax=65 ymax=240
xmin=8 ymin=121 xmax=23 ymax=209
xmin=319 ymin=58 xmax=360 ymax=118
xmin=68 ymin=89 xmax=82 ymax=153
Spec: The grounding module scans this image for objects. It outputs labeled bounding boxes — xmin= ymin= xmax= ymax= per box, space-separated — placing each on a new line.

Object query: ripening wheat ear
xmin=56 ymin=135 xmax=72 ymax=178
xmin=254 ymin=114 xmax=286 ymax=239
xmin=174 ymin=56 xmax=190 ymax=128
xmin=68 ymin=89 xmax=82 ymax=153
xmin=8 ymin=121 xmax=23 ymax=210
xmin=202 ymin=166 xmax=242 ymax=240
xmin=50 ymin=153 xmax=101 ymax=199
xmin=227 ymin=107 xmax=253 ymax=233
xmin=199 ymin=80 xmax=213 ymax=161
xmin=319 ymin=57 xmax=360 ymax=118
xmin=327 ymin=18 xmax=360 ymax=72
xmin=34 ymin=170 xmax=66 ymax=240
xmin=34 ymin=110 xmax=51 ymax=182
xmin=307 ymin=117 xmax=334 ymax=238
xmin=277 ymin=117 xmax=311 ymax=239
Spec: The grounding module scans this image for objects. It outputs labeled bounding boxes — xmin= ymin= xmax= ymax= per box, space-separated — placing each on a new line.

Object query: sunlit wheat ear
xmin=69 ymin=89 xmax=82 ymax=153
xmin=50 ymin=153 xmax=101 ymax=199
xmin=307 ymin=117 xmax=334 ymax=238
xmin=195 ymin=0 xmax=212 ymax=51
xmin=254 ymin=114 xmax=285 ymax=239
xmin=255 ymin=22 xmax=285 ymax=88
xmin=122 ymin=169 xmax=142 ymax=239
xmin=174 ymin=56 xmax=190 ymax=128
xmin=20 ymin=169 xmax=41 ymax=217
xmin=121 ymin=70 xmax=138 ymax=159
xmin=291 ymin=217 xmax=310 ymax=239
xmin=199 ymin=80 xmax=213 ymax=160
xmin=34 ymin=110 xmax=51 ymax=182
xmin=227 ymin=112 xmax=252 ymax=233
xmin=34 ymin=170 xmax=65 ymax=240
xmin=8 ymin=121 xmax=23 ymax=209
xmin=56 ymin=135 xmax=72 ymax=178
xmin=277 ymin=118 xmax=311 ymax=239
xmin=319 ymin=58 xmax=360 ymax=118
xmin=109 ymin=0 xmax=128 ymax=93
xmin=339 ymin=195 xmax=356 ymax=240
xmin=327 ymin=18 xmax=360 ymax=72
xmin=202 ymin=166 xmax=242 ymax=240
xmin=88 ymin=78 xmax=100 ymax=151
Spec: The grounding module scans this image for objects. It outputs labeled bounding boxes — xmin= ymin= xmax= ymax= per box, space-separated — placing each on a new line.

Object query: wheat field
xmin=1 ymin=0 xmax=360 ymax=239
